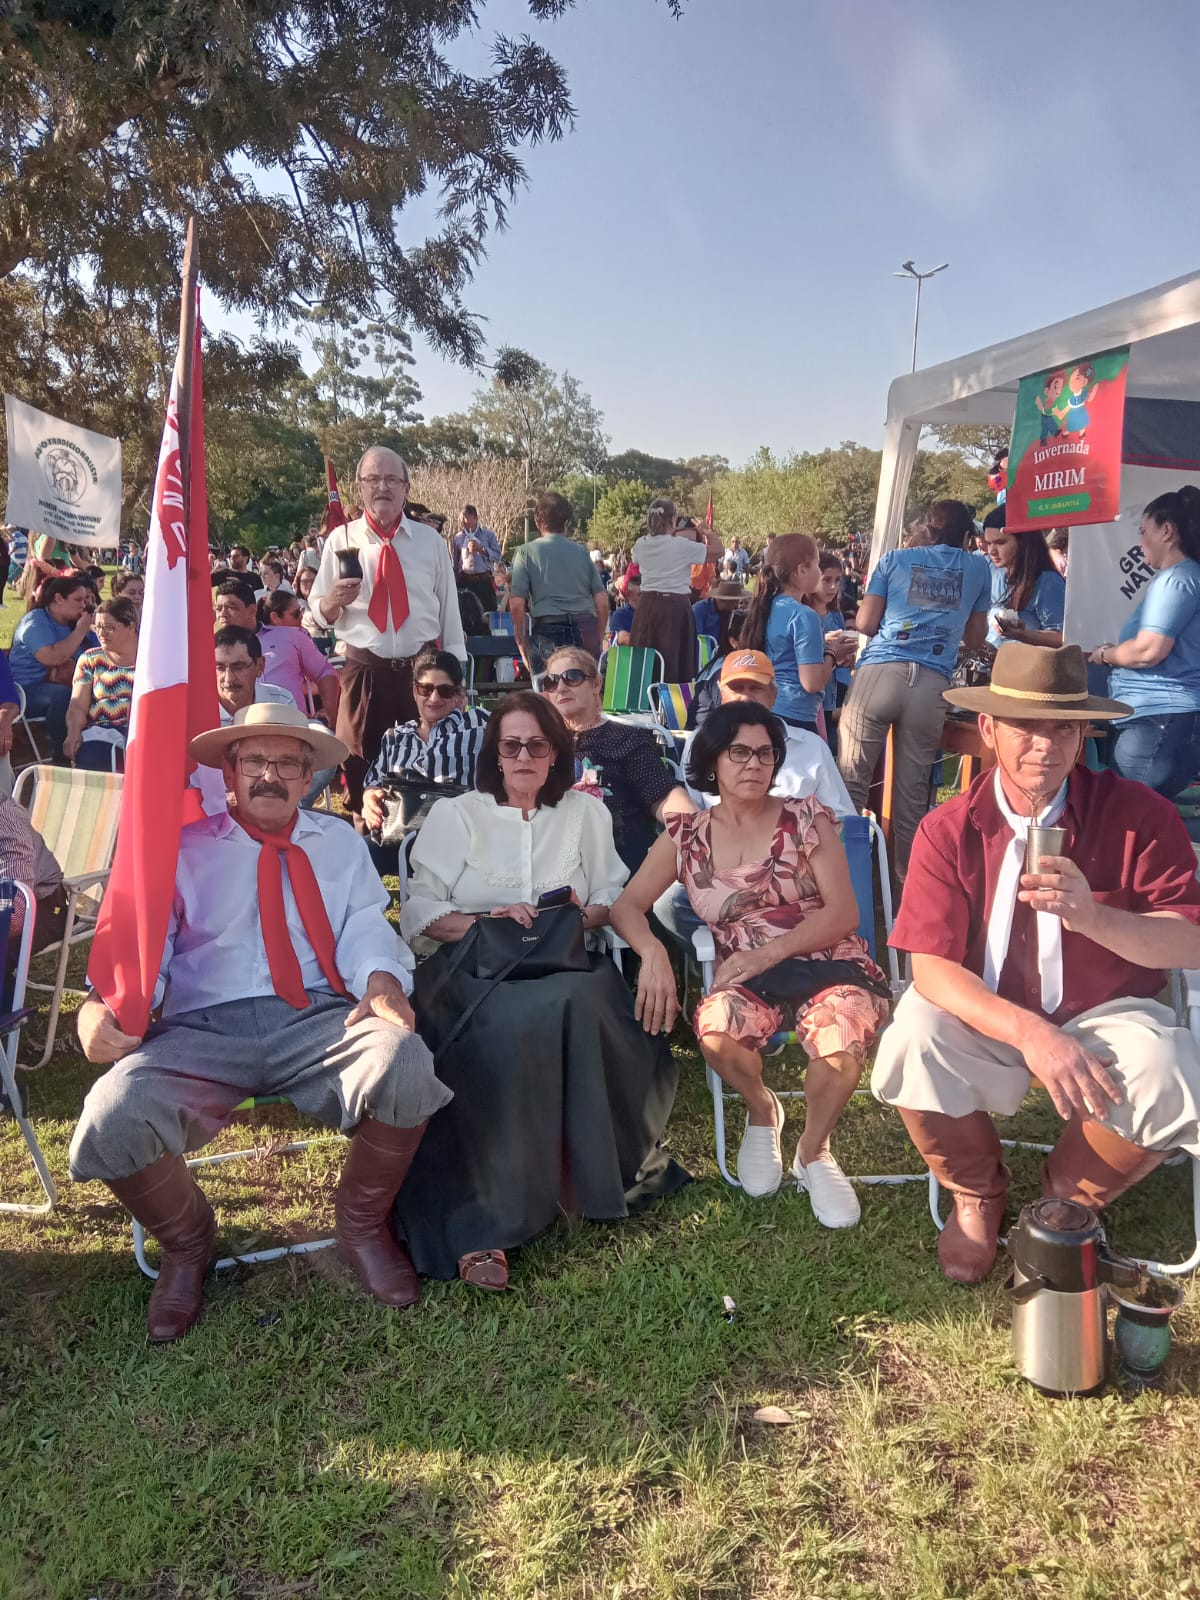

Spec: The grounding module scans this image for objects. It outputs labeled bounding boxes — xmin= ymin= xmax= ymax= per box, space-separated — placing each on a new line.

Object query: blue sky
xmin=307 ymin=0 xmax=1200 ymax=467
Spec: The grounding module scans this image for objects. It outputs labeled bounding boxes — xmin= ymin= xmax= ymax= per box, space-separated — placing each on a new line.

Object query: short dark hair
xmin=462 ymin=504 xmax=478 ymax=517
xmin=230 ymin=544 xmax=251 ymax=558
xmin=110 ymin=569 xmax=143 ymax=597
xmin=98 ymin=598 xmax=139 ymax=631
xmin=982 ymin=504 xmax=1006 ymax=531
xmin=215 ymin=578 xmax=258 ymax=608
xmin=475 ymin=691 xmax=574 ymax=806
xmin=261 ymin=558 xmax=285 ymax=579
xmin=818 ymin=548 xmax=843 ymax=572
xmin=413 ymin=648 xmax=464 ymax=688
xmin=38 ymin=575 xmax=92 ymax=610
xmin=214 ymin=625 xmax=262 ymax=661
xmin=534 ymin=491 xmax=571 ymax=534
xmin=686 ymin=700 xmax=786 ymax=795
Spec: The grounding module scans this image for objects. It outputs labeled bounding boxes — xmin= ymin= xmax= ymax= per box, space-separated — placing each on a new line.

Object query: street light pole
xmin=893 ymin=259 xmax=948 ymax=372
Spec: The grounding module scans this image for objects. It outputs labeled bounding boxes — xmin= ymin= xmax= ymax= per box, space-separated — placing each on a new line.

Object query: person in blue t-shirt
xmin=609 ymin=572 xmax=640 ymax=645
xmin=1093 ymin=485 xmax=1200 ymax=799
xmin=837 ymin=499 xmax=991 ymax=877
xmin=9 ymin=574 xmax=99 ymax=760
xmin=740 ymin=534 xmax=852 ymax=732
xmin=980 ymin=504 xmax=1065 ymax=648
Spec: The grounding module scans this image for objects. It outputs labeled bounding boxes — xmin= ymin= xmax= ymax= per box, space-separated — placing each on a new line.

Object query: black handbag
xmin=743 ymin=956 xmax=890 ymax=1005
xmin=420 ymin=905 xmax=588 ymax=1063
xmin=377 ymin=770 xmax=467 ymax=843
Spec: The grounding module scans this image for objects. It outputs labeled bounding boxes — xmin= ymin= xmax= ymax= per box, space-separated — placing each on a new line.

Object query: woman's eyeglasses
xmin=497 ymin=736 xmax=552 ymax=759
xmin=725 ymin=743 xmax=776 ymax=767
xmin=414 ymin=683 xmax=457 ymax=700
xmin=542 ymin=668 xmax=593 ymax=690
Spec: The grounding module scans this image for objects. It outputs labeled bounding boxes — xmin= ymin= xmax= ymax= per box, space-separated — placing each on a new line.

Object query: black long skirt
xmin=631 ymin=591 xmax=696 ymax=685
xmin=393 ymin=952 xmax=691 ymax=1280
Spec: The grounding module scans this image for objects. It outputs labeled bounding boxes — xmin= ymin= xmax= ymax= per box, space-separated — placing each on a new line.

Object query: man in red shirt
xmin=873 ymin=644 xmax=1200 ymax=1283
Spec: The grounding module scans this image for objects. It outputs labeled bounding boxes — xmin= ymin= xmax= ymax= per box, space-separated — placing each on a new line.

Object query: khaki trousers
xmin=871 ymin=986 xmax=1200 ymax=1157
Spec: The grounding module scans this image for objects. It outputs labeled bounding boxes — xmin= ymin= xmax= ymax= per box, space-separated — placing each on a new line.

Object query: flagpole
xmin=175 ymin=217 xmax=199 ymax=500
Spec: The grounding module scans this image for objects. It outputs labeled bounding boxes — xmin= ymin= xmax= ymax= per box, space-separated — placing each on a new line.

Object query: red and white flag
xmin=324 ymin=456 xmax=346 ymax=533
xmin=705 ymin=491 xmax=714 ymax=530
xmin=89 ymin=296 xmax=219 ymax=1036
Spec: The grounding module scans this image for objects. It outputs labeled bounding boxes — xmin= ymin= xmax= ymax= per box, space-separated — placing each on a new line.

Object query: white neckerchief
xmin=983 ymin=770 xmax=1068 ymax=1013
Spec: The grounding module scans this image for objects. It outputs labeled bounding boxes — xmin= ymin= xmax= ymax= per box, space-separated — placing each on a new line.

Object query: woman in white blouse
xmin=397 ymin=692 xmax=690 ymax=1291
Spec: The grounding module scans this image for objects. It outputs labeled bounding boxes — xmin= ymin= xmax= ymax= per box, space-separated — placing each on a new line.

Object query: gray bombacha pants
xmin=70 ymin=992 xmax=452 ymax=1183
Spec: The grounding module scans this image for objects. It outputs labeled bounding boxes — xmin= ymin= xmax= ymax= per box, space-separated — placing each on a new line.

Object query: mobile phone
xmin=536 ymin=885 xmax=573 ymax=910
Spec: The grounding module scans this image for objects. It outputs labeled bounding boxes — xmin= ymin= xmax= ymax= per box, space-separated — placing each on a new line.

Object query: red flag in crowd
xmin=89 ymin=266 xmax=218 ymax=1037
xmin=705 ymin=491 xmax=714 ymax=529
xmin=324 ymin=456 xmax=347 ymax=532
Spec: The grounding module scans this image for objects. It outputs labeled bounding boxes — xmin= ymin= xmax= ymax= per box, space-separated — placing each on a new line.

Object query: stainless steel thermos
xmin=1008 ymin=1198 xmax=1143 ymax=1395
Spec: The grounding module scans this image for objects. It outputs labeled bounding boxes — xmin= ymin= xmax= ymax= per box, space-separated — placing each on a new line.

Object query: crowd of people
xmin=7 ymin=447 xmax=1200 ymax=1346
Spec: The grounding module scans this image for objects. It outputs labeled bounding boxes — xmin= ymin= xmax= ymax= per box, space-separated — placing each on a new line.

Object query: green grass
xmin=3 ymin=963 xmax=1200 ymax=1600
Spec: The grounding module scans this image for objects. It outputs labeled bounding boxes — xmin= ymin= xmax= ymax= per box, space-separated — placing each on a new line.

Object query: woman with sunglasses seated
xmin=540 ymin=646 xmax=693 ymax=872
xmin=396 ymin=692 xmax=689 ymax=1292
xmin=611 ymin=700 xmax=889 ymax=1229
xmin=361 ymin=651 xmax=489 ymax=836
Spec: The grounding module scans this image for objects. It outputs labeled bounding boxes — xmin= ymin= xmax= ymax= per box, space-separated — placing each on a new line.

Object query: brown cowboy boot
xmin=335 ymin=1117 xmax=427 ymax=1308
xmin=108 ymin=1155 xmax=216 ymax=1343
xmin=1042 ymin=1116 xmax=1166 ymax=1210
xmin=900 ymin=1108 xmax=1009 ymax=1284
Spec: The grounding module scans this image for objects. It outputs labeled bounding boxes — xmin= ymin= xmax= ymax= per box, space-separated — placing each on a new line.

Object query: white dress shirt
xmin=154 ymin=809 xmax=413 ymax=1019
xmin=309 ymin=513 xmax=466 ymax=660
xmin=400 ymin=789 xmax=628 ymax=940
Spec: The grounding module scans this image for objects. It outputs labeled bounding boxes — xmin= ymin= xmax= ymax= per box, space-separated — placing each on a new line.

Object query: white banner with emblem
xmin=4 ymin=394 xmax=123 ymax=548
xmin=1062 ymin=465 xmax=1182 ymax=651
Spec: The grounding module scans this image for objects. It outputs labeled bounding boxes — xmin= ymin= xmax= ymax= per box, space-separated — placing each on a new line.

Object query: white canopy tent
xmin=869 ymin=270 xmax=1200 ymax=579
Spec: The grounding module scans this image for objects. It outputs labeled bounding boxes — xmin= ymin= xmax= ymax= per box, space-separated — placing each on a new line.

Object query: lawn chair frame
xmin=0 ymin=881 xmax=57 ymax=1215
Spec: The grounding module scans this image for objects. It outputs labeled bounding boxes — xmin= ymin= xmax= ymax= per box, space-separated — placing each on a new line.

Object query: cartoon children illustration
xmin=1034 ymin=370 xmax=1068 ymax=442
xmin=1061 ymin=363 xmax=1098 ymax=438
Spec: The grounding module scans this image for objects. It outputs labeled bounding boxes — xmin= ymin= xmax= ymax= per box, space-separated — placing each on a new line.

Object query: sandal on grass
xmin=458 ymin=1249 xmax=509 ymax=1291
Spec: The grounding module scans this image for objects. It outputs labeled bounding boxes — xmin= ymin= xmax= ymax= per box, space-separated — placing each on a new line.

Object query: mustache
xmin=249 ymin=781 xmax=289 ymax=800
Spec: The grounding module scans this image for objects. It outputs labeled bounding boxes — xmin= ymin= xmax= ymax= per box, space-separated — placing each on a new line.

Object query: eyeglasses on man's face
xmin=543 ymin=668 xmax=593 ymax=690
xmin=497 ymin=736 xmax=552 ymax=759
xmin=236 ymin=755 xmax=309 ymax=781
xmin=724 ymin=742 xmax=775 ymax=767
xmin=357 ymin=474 xmax=408 ymax=489
xmin=415 ymin=682 xmax=457 ymax=700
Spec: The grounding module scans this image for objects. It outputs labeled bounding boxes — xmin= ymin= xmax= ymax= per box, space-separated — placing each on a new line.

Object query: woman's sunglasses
xmin=497 ymin=736 xmax=552 ymax=759
xmin=543 ymin=668 xmax=594 ymax=690
xmin=414 ymin=683 xmax=457 ymax=700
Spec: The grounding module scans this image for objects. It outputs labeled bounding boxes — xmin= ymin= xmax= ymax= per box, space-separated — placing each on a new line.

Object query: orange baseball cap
xmin=719 ymin=649 xmax=775 ymax=687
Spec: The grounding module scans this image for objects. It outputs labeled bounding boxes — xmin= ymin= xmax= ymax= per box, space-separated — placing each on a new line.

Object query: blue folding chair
xmin=692 ymin=815 xmax=919 ymax=1190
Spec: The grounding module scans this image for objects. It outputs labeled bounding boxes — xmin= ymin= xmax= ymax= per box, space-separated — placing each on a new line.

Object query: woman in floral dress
xmin=612 ymin=700 xmax=889 ymax=1226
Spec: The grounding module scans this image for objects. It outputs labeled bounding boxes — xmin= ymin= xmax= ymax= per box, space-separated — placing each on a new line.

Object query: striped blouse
xmin=363 ymin=707 xmax=490 ymax=791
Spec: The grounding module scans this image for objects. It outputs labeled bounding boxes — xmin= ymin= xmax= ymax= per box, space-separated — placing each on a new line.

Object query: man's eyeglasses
xmin=358 ymin=474 xmax=408 ymax=488
xmin=236 ymin=756 xmax=309 ymax=780
xmin=725 ymin=743 xmax=776 ymax=767
xmin=497 ymin=736 xmax=552 ymax=759
xmin=543 ymin=668 xmax=593 ymax=690
xmin=414 ymin=682 xmax=457 ymax=700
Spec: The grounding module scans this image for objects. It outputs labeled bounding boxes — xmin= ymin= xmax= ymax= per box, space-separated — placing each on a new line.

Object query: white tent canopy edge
xmin=868 ymin=269 xmax=1200 ymax=573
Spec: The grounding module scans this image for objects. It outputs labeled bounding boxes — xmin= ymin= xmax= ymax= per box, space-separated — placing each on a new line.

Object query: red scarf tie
xmin=364 ymin=511 xmax=411 ymax=633
xmin=236 ymin=812 xmax=351 ymax=1009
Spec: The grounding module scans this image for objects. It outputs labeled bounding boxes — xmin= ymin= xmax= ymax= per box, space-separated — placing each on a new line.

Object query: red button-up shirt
xmin=891 ymin=766 xmax=1200 ymax=1025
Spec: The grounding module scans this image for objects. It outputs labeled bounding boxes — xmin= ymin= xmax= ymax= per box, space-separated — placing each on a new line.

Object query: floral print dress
xmin=665 ymin=798 xmax=889 ymax=1065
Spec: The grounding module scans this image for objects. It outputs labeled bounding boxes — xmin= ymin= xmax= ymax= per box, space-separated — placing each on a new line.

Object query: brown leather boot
xmin=335 ymin=1117 xmax=427 ymax=1308
xmin=900 ymin=1108 xmax=1009 ymax=1284
xmin=1042 ymin=1116 xmax=1166 ymax=1209
xmin=108 ymin=1155 xmax=216 ymax=1343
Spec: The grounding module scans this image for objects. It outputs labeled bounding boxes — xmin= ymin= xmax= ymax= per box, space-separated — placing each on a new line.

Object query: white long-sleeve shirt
xmin=152 ymin=810 xmax=413 ymax=1018
xmin=309 ymin=513 xmax=466 ymax=660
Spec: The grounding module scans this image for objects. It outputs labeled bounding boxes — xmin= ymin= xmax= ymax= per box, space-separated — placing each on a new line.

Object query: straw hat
xmin=942 ymin=643 xmax=1131 ymax=721
xmin=189 ymin=702 xmax=348 ymax=770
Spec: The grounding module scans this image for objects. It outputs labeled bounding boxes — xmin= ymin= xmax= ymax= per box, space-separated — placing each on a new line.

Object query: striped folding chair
xmin=487 ymin=611 xmax=516 ymax=636
xmin=648 ymin=681 xmax=694 ymax=733
xmin=600 ymin=646 xmax=665 ymax=716
xmin=12 ymin=765 xmax=124 ymax=1069
xmin=0 ymin=880 xmax=57 ymax=1215
xmin=696 ymin=634 xmax=718 ymax=673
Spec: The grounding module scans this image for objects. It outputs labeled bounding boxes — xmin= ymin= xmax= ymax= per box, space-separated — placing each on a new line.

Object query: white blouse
xmin=632 ymin=532 xmax=703 ymax=595
xmin=400 ymin=788 xmax=630 ymax=940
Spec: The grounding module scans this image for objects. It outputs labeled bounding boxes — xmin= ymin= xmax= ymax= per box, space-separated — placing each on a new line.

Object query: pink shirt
xmin=257 ymin=626 xmax=332 ymax=712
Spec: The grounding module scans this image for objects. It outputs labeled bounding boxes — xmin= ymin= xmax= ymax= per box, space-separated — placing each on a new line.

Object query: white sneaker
xmin=793 ymin=1148 xmax=861 ymax=1229
xmin=736 ymin=1093 xmax=785 ymax=1197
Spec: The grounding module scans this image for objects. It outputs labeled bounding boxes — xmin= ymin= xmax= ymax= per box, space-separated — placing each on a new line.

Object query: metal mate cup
xmin=1025 ymin=825 xmax=1067 ymax=875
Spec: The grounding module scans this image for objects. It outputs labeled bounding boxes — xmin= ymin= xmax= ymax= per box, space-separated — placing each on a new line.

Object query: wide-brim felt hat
xmin=711 ymin=578 xmax=747 ymax=607
xmin=189 ymin=702 xmax=348 ymax=769
xmin=943 ymin=642 xmax=1131 ymax=721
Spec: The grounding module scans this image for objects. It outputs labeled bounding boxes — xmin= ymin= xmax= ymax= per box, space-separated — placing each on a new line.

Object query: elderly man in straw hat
xmin=70 ymin=703 xmax=451 ymax=1342
xmin=873 ymin=643 xmax=1200 ymax=1284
